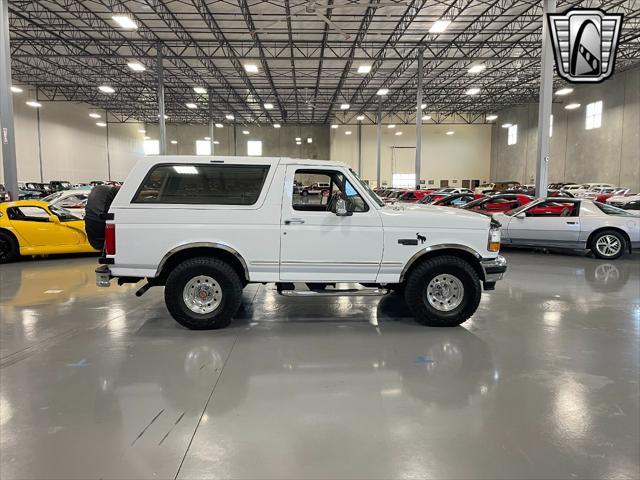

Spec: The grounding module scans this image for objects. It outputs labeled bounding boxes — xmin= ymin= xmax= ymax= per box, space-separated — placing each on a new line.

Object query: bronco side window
xmin=292 ymin=169 xmax=369 ymax=212
xmin=133 ymin=164 xmax=270 ymax=205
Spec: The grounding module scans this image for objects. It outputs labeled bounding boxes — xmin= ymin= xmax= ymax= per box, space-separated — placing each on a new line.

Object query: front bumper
xmin=481 ymin=255 xmax=507 ymax=282
xmin=95 ymin=265 xmax=112 ymax=287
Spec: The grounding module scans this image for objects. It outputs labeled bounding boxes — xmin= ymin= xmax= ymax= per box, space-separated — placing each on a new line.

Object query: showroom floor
xmin=0 ymin=251 xmax=638 ymax=480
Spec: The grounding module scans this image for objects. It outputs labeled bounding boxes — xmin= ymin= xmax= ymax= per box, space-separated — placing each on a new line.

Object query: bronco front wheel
xmin=404 ymin=255 xmax=481 ymax=327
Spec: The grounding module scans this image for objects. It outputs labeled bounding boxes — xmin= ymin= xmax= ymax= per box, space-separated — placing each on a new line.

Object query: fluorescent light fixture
xmin=193 ymin=87 xmax=207 ymax=94
xmin=112 ymin=15 xmax=137 ymax=30
xmin=429 ymin=19 xmax=450 ymax=33
xmin=422 ymin=115 xmax=431 ymax=121
xmin=242 ymin=130 xmax=250 ymax=135
xmin=215 ymin=123 xmax=223 ymax=128
xmin=466 ymin=87 xmax=481 ymax=95
xmin=357 ymin=65 xmax=372 ymax=74
xmin=10 ymin=86 xmax=23 ymax=93
xmin=419 ymin=103 xmax=427 ymax=110
xmin=244 ymin=63 xmax=259 ymax=73
xmin=185 ymin=103 xmax=198 ymax=109
xmin=331 ymin=124 xmax=339 ymax=129
xmin=173 ymin=166 xmax=198 ymax=175
xmin=127 ymin=61 xmax=146 ymax=72
xmin=204 ymin=136 xmax=211 ymax=140
xmin=376 ymin=88 xmax=389 ymax=96
xmin=445 ymin=130 xmax=454 ymax=135
xmin=96 ymin=122 xmax=107 ymax=127
xmin=295 ymin=137 xmax=302 ymax=141
xmin=138 ymin=129 xmax=146 ymax=133
xmin=356 ymin=115 xmax=365 ymax=121
xmin=501 ymin=123 xmax=512 ymax=128
xmin=565 ymin=103 xmax=581 ymax=110
xmin=144 ymin=136 xmax=150 ymax=140
xmin=158 ymin=114 xmax=169 ymax=119
xmin=89 ymin=112 xmax=102 ymax=119
xmin=468 ymin=64 xmax=486 ymax=74
xmin=388 ymin=124 xmax=396 ymax=129
xmin=555 ymin=87 xmax=573 ymax=96
xmin=213 ymin=140 xmax=220 ymax=145
xmin=170 ymin=140 xmax=178 ymax=144
xmin=225 ymin=114 xmax=234 ymax=120
xmin=273 ymin=123 xmax=281 ymax=128
xmin=296 ymin=141 xmax=302 ymax=145
xmin=98 ymin=85 xmax=115 ymax=94
xmin=307 ymin=137 xmax=312 ymax=144
xmin=26 ymin=100 xmax=42 ymax=108
xmin=340 ymin=103 xmax=350 ymax=110
xmin=345 ymin=131 xmax=352 ymax=135
xmin=486 ymin=114 xmax=498 ymax=121
xmin=395 ymin=131 xmax=403 ymax=136
xmin=263 ymin=103 xmax=274 ymax=110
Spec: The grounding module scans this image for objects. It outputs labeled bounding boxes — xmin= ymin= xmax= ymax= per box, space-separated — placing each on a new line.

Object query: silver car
xmin=494 ymin=198 xmax=640 ymax=260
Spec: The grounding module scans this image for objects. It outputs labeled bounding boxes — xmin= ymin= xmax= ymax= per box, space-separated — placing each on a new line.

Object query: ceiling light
xmin=419 ymin=103 xmax=427 ymax=110
xmin=466 ymin=87 xmax=481 ymax=95
xmin=225 ymin=114 xmax=234 ymax=120
xmin=185 ymin=103 xmax=197 ymax=109
xmin=501 ymin=123 xmax=512 ymax=128
xmin=215 ymin=123 xmax=224 ymax=128
xmin=356 ymin=115 xmax=365 ymax=121
xmin=112 ymin=15 xmax=137 ymax=30
xmin=376 ymin=88 xmax=389 ymax=96
xmin=565 ymin=103 xmax=581 ymax=110
xmin=10 ymin=86 xmax=23 ymax=93
xmin=26 ymin=100 xmax=42 ymax=108
xmin=445 ymin=130 xmax=454 ymax=135
xmin=273 ymin=123 xmax=281 ymax=128
xmin=307 ymin=138 xmax=312 ymax=143
xmin=89 ymin=112 xmax=102 ymax=119
xmin=144 ymin=136 xmax=150 ymax=140
xmin=127 ymin=61 xmax=146 ymax=72
xmin=96 ymin=122 xmax=107 ymax=127
xmin=429 ymin=19 xmax=450 ymax=33
xmin=331 ymin=124 xmax=339 ymax=129
xmin=486 ymin=114 xmax=498 ymax=121
xmin=264 ymin=103 xmax=274 ymax=110
xmin=340 ymin=103 xmax=350 ymax=110
xmin=357 ymin=65 xmax=372 ymax=74
xmin=395 ymin=131 xmax=402 ymax=136
xmin=98 ymin=85 xmax=115 ymax=94
xmin=296 ymin=141 xmax=302 ymax=145
xmin=204 ymin=136 xmax=211 ymax=140
xmin=242 ymin=130 xmax=249 ymax=135
xmin=556 ymin=87 xmax=574 ymax=96
xmin=295 ymin=137 xmax=302 ymax=141
xmin=244 ymin=63 xmax=258 ymax=73
xmin=345 ymin=131 xmax=352 ymax=135
xmin=468 ymin=64 xmax=486 ymax=74
xmin=213 ymin=140 xmax=220 ymax=145
xmin=422 ymin=115 xmax=431 ymax=121
xmin=138 ymin=128 xmax=146 ymax=133
xmin=170 ymin=140 xmax=178 ymax=144
xmin=388 ymin=124 xmax=395 ymax=129
xmin=193 ymin=87 xmax=207 ymax=94
xmin=158 ymin=114 xmax=169 ymax=119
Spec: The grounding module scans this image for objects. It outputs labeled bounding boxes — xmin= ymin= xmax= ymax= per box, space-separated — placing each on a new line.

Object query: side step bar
xmin=279 ymin=288 xmax=389 ymax=297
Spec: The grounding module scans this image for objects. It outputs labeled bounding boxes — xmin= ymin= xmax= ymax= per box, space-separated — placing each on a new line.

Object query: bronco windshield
xmin=349 ymin=169 xmax=384 ymax=207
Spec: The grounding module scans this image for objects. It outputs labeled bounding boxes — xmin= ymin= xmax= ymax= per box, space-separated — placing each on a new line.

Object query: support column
xmin=535 ymin=0 xmax=556 ymax=198
xmin=357 ymin=122 xmax=362 ymax=176
xmin=376 ymin=98 xmax=382 ymax=188
xmin=105 ymin=110 xmax=111 ymax=180
xmin=415 ymin=48 xmax=424 ymax=190
xmin=157 ymin=44 xmax=167 ymax=155
xmin=208 ymin=89 xmax=215 ymax=156
xmin=0 ymin=0 xmax=18 ymax=199
xmin=36 ymin=106 xmax=43 ymax=182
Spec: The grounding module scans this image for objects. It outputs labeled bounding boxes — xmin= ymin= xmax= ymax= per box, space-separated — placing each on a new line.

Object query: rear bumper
xmin=481 ymin=255 xmax=507 ymax=282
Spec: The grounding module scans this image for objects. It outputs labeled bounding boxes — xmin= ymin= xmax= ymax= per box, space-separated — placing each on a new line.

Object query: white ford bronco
xmin=93 ymin=156 xmax=506 ymax=329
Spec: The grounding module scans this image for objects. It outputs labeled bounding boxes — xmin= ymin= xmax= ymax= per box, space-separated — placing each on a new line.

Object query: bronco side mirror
xmin=334 ymin=197 xmax=353 ymax=217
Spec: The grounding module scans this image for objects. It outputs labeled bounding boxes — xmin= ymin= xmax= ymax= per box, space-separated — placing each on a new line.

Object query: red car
xmin=461 ymin=194 xmax=533 ymax=213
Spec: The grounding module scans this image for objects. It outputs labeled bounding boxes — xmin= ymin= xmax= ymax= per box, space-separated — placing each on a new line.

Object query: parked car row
xmin=0 ymin=180 xmax=123 ymax=202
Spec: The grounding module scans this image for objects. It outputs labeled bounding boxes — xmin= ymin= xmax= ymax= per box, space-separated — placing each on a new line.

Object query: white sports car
xmin=493 ymin=198 xmax=640 ymax=260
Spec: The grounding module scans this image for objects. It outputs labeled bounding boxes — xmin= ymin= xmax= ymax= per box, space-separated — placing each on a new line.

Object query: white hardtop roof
xmin=138 ymin=155 xmax=348 ymax=169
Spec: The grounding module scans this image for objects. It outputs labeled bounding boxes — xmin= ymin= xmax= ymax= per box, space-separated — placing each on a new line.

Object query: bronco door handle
xmin=284 ymin=218 xmax=305 ymax=225
xmin=566 ymin=221 xmax=577 ymax=224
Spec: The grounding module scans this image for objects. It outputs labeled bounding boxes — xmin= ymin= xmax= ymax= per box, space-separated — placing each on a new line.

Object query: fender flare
xmin=399 ymin=244 xmax=483 ymax=282
xmin=155 ymin=242 xmax=250 ymax=279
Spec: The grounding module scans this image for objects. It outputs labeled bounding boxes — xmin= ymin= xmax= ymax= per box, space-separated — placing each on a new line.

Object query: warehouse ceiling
xmin=8 ymin=0 xmax=640 ymax=125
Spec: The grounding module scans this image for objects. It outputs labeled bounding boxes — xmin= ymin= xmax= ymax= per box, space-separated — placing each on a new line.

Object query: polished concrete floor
xmin=0 ymin=251 xmax=638 ymax=480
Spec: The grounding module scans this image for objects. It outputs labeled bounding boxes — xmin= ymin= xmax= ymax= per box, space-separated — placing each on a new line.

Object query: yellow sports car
xmin=0 ymin=200 xmax=98 ymax=263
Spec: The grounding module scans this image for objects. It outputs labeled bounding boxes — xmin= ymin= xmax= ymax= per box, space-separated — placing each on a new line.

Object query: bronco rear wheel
xmin=404 ymin=255 xmax=481 ymax=327
xmin=164 ymin=256 xmax=243 ymax=330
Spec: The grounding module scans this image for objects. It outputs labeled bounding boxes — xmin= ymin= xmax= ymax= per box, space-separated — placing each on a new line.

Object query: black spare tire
xmin=84 ymin=185 xmax=119 ymax=251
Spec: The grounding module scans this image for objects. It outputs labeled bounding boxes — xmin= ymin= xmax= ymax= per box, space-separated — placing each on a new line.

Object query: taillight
xmin=105 ymin=223 xmax=116 ymax=255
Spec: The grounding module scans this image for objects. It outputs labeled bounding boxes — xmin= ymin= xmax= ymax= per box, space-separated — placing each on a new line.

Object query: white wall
xmin=330 ymin=122 xmax=492 ymax=188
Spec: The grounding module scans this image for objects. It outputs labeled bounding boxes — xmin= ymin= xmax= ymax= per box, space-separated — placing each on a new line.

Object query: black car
xmin=432 ymin=193 xmax=478 ymax=207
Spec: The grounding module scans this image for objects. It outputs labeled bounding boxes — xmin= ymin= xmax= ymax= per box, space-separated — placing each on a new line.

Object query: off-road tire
xmin=164 ymin=256 xmax=243 ymax=330
xmin=590 ymin=229 xmax=627 ymax=260
xmin=404 ymin=255 xmax=481 ymax=327
xmin=0 ymin=230 xmax=19 ymax=264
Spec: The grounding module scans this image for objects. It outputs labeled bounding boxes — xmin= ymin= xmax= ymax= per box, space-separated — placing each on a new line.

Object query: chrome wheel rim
xmin=183 ymin=275 xmax=222 ymax=314
xmin=595 ymin=234 xmax=621 ymax=257
xmin=425 ymin=274 xmax=464 ymax=312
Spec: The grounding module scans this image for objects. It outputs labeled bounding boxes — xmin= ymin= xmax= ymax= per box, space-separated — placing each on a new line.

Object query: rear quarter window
xmin=133 ymin=164 xmax=270 ymax=205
